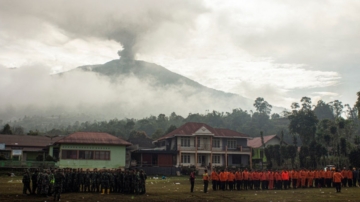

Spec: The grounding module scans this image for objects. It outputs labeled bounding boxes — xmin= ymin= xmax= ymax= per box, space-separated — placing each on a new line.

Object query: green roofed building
xmin=53 ymin=132 xmax=131 ymax=169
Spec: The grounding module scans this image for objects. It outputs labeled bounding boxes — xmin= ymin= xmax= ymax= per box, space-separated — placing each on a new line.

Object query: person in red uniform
xmin=333 ymin=169 xmax=343 ymax=193
xmin=291 ymin=169 xmax=298 ymax=189
xmin=347 ymin=168 xmax=353 ymax=187
xmin=211 ymin=169 xmax=219 ymax=191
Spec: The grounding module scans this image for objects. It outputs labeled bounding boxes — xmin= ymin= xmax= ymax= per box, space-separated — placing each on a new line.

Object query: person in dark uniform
xmin=22 ymin=169 xmax=32 ymax=195
xmin=53 ymin=169 xmax=65 ymax=201
xmin=31 ymin=169 xmax=38 ymax=194
xmin=189 ymin=171 xmax=195 ymax=193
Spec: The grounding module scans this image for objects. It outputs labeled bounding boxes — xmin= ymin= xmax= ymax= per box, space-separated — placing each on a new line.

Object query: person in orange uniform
xmin=242 ymin=169 xmax=249 ymax=190
xmin=228 ymin=171 xmax=235 ymax=190
xmin=248 ymin=170 xmax=253 ymax=190
xmin=347 ymin=168 xmax=353 ymax=187
xmin=203 ymin=170 xmax=209 ymax=193
xmin=300 ymin=169 xmax=307 ymax=188
xmin=268 ymin=170 xmax=274 ymax=190
xmin=224 ymin=169 xmax=230 ymax=190
xmin=281 ymin=169 xmax=290 ymax=189
xmin=341 ymin=168 xmax=348 ymax=187
xmin=326 ymin=168 xmax=333 ymax=188
xmin=314 ymin=169 xmax=320 ymax=188
xmin=253 ymin=171 xmax=260 ymax=190
xmin=211 ymin=169 xmax=219 ymax=191
xmin=219 ymin=170 xmax=226 ymax=191
xmin=333 ymin=169 xmax=343 ymax=193
xmin=320 ymin=168 xmax=326 ymax=188
xmin=291 ymin=169 xmax=298 ymax=189
xmin=235 ymin=169 xmax=243 ymax=190
xmin=308 ymin=169 xmax=314 ymax=188
xmin=261 ymin=170 xmax=268 ymax=190
xmin=276 ymin=170 xmax=283 ymax=189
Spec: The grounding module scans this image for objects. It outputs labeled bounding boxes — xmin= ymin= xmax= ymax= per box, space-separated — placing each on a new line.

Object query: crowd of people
xmin=22 ymin=168 xmax=147 ymax=201
xmin=197 ymin=167 xmax=359 ymax=193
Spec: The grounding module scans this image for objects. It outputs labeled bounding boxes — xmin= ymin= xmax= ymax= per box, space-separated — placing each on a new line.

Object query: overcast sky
xmin=1 ymin=0 xmax=359 ymax=119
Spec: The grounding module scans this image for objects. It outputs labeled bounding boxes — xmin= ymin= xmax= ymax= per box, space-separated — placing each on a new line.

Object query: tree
xmin=253 ymin=97 xmax=272 ymax=115
xmin=299 ymin=146 xmax=309 ymax=168
xmin=349 ymin=148 xmax=360 ymax=168
xmin=288 ymin=98 xmax=319 ymax=145
xmin=271 ymin=113 xmax=280 ymax=119
xmin=356 ymin=91 xmax=360 ymax=119
xmin=287 ymin=145 xmax=298 ymax=168
xmin=329 ymin=100 xmax=344 ymax=118
xmin=313 ymin=100 xmax=335 ymax=120
xmin=1 ymin=124 xmax=12 ymax=134
xmin=151 ymin=128 xmax=164 ymax=140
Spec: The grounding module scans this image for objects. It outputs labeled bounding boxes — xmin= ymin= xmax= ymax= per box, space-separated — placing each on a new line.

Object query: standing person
xmin=22 ymin=169 xmax=31 ymax=195
xmin=333 ymin=169 xmax=343 ymax=193
xmin=282 ymin=170 xmax=289 ymax=190
xmin=341 ymin=168 xmax=348 ymax=187
xmin=347 ymin=168 xmax=353 ymax=187
xmin=308 ymin=169 xmax=314 ymax=188
xmin=235 ymin=169 xmax=242 ymax=191
xmin=268 ymin=170 xmax=274 ymax=190
xmin=228 ymin=171 xmax=235 ymax=191
xmin=242 ymin=169 xmax=249 ymax=190
xmin=48 ymin=170 xmax=55 ymax=196
xmin=31 ymin=169 xmax=38 ymax=195
xmin=211 ymin=169 xmax=219 ymax=191
xmin=189 ymin=171 xmax=195 ymax=193
xmin=291 ymin=169 xmax=298 ymax=189
xmin=353 ymin=168 xmax=358 ymax=187
xmin=53 ymin=169 xmax=65 ymax=202
xmin=203 ymin=170 xmax=209 ymax=193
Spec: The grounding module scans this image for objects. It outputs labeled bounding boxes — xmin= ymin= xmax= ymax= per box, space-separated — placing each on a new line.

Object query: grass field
xmin=1 ymin=175 xmax=360 ymax=202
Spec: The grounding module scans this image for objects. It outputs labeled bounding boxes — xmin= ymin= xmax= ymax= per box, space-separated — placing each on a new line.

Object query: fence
xmin=0 ymin=160 xmax=56 ymax=168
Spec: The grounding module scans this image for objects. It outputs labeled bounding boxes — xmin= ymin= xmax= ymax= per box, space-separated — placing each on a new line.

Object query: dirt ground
xmin=1 ymin=175 xmax=360 ymax=202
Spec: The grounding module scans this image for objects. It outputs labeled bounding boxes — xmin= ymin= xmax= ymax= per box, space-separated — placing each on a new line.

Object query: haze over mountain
xmin=0 ymin=56 xmax=258 ymax=123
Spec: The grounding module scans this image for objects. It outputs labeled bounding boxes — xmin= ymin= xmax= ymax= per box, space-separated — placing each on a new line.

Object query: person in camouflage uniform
xmin=48 ymin=169 xmax=55 ymax=196
xmin=91 ymin=169 xmax=99 ymax=192
xmin=116 ymin=169 xmax=124 ymax=193
xmin=79 ymin=169 xmax=85 ymax=192
xmin=109 ymin=170 xmax=116 ymax=193
xmin=133 ymin=169 xmax=140 ymax=194
xmin=53 ymin=169 xmax=65 ymax=202
xmin=22 ymin=169 xmax=31 ymax=195
xmin=139 ymin=170 xmax=147 ymax=194
xmin=36 ymin=170 xmax=43 ymax=195
xmin=84 ymin=169 xmax=91 ymax=192
xmin=100 ymin=169 xmax=110 ymax=194
xmin=72 ymin=169 xmax=79 ymax=192
xmin=31 ymin=169 xmax=38 ymax=195
xmin=40 ymin=170 xmax=50 ymax=197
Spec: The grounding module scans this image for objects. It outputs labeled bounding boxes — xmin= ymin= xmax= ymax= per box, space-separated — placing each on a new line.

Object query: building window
xmin=197 ymin=155 xmax=202 ymax=163
xmin=227 ymin=139 xmax=237 ymax=149
xmin=212 ymin=155 xmax=220 ymax=164
xmin=196 ymin=138 xmax=200 ymax=148
xmin=181 ymin=154 xmax=190 ymax=163
xmin=212 ymin=139 xmax=220 ymax=148
xmin=79 ymin=151 xmax=93 ymax=159
xmin=181 ymin=137 xmax=190 ymax=147
xmin=61 ymin=150 xmax=77 ymax=159
xmin=94 ymin=151 xmax=110 ymax=160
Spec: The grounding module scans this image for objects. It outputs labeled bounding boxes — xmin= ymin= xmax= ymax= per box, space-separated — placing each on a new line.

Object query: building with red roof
xmin=140 ymin=122 xmax=253 ymax=171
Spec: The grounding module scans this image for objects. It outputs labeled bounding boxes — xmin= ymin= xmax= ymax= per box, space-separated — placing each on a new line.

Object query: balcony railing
xmin=177 ymin=144 xmax=252 ymax=153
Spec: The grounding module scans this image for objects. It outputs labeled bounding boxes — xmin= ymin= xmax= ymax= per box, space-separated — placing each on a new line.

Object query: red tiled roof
xmin=155 ymin=122 xmax=248 ymax=142
xmin=0 ymin=134 xmax=64 ymax=147
xmin=247 ymin=135 xmax=278 ymax=148
xmin=55 ymin=132 xmax=131 ymax=146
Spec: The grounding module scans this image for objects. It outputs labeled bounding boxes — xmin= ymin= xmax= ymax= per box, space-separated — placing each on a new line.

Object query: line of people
xmin=192 ymin=167 xmax=359 ymax=194
xmin=22 ymin=168 xmax=147 ymax=201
